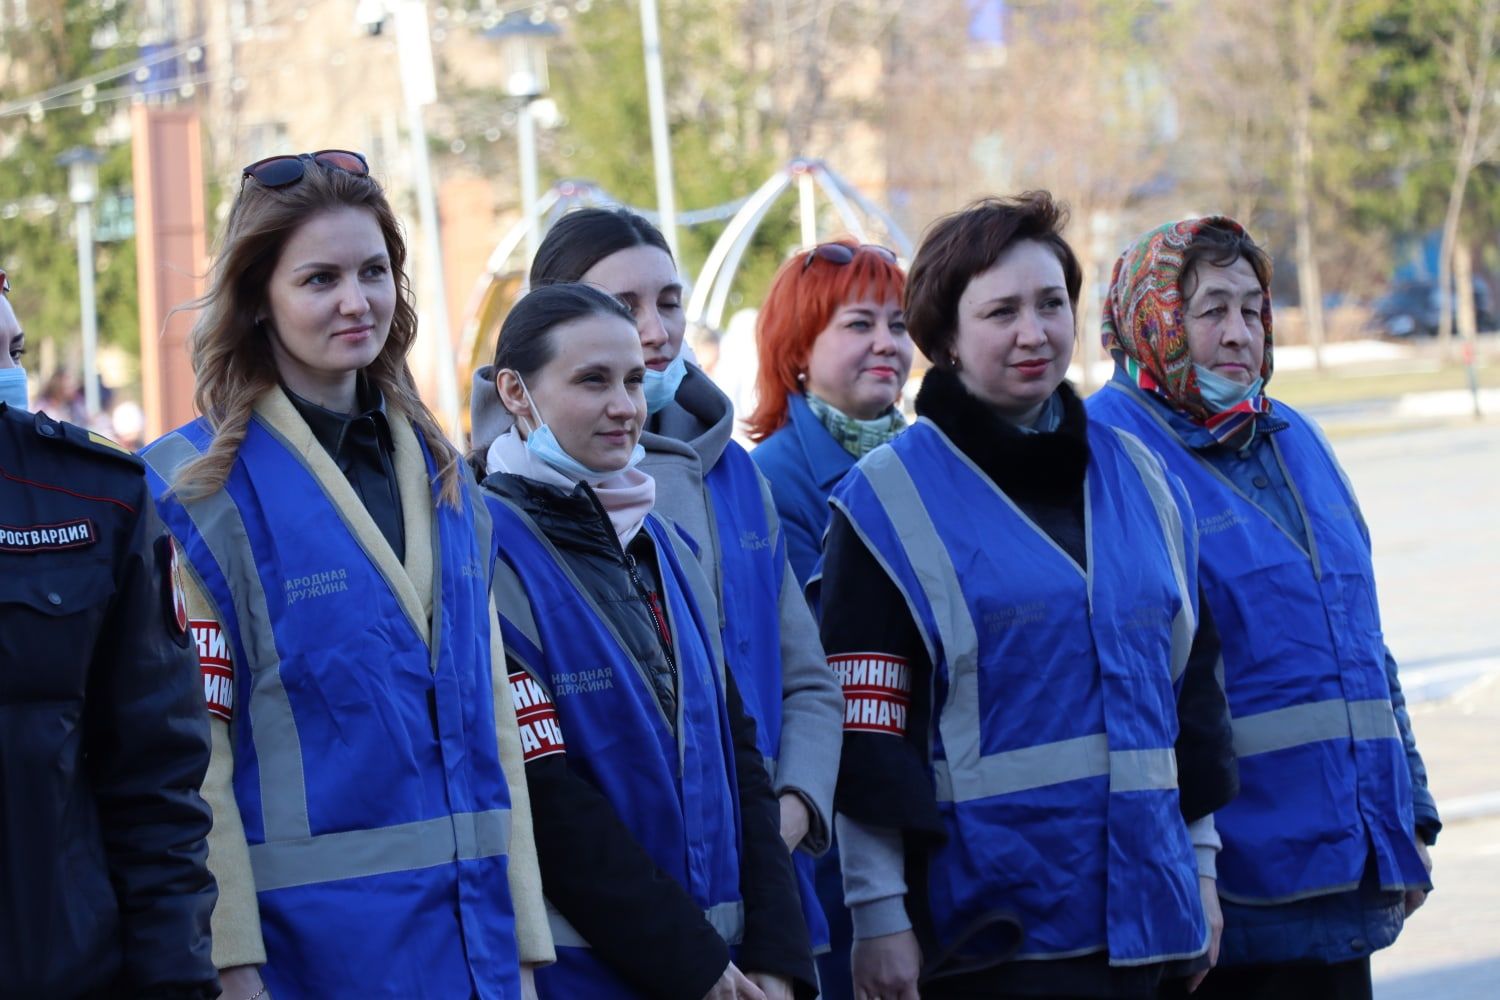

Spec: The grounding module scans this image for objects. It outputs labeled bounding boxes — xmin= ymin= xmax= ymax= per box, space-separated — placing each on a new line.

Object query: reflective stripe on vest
xmin=849 ymin=433 xmax=1190 ymax=804
xmin=1233 ymin=698 xmax=1398 ymax=759
xmin=144 ymin=432 xmax=310 ymax=842
xmin=546 ymin=900 xmax=745 ymax=950
xmin=145 ymin=432 xmax=511 ymax=882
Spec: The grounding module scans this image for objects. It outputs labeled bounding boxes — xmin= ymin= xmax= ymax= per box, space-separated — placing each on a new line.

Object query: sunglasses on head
xmin=241 ymin=149 xmax=369 ymax=189
xmin=802 ymin=242 xmax=899 ymax=272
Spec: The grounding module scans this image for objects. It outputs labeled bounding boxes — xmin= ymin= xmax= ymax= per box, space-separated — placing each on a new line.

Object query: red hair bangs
xmin=746 ymin=241 xmax=906 ymax=441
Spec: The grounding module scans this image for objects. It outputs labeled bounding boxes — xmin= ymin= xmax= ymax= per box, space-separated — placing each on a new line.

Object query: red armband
xmin=191 ymin=620 xmax=233 ymax=721
xmin=830 ymin=653 xmax=911 ymax=736
xmin=509 ymin=670 xmax=567 ymax=762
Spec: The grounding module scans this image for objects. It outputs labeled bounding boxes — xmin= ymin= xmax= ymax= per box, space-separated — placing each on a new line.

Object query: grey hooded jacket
xmin=472 ymin=363 xmax=843 ymax=852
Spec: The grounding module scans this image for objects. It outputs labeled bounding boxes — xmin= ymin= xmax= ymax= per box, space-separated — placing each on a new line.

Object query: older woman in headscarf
xmin=1087 ymin=218 xmax=1438 ymax=1000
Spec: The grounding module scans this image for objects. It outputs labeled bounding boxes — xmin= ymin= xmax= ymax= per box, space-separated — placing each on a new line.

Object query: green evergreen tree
xmin=0 ymin=0 xmax=139 ymax=378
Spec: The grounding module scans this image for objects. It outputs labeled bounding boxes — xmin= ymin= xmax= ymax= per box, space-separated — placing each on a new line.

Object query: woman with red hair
xmin=748 ymin=239 xmax=910 ymax=1000
xmin=748 ymin=240 xmax=912 ymax=586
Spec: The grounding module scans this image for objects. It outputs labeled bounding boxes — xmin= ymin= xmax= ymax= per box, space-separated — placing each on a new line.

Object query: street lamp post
xmin=639 ymin=0 xmax=679 ymax=259
xmin=383 ymin=0 xmax=463 ymax=443
xmin=487 ymin=16 xmax=559 ymax=267
xmin=59 ymin=147 xmax=103 ymax=419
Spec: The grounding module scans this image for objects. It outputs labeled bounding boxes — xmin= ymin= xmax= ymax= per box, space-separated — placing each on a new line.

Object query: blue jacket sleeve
xmin=1382 ymin=645 xmax=1441 ymax=843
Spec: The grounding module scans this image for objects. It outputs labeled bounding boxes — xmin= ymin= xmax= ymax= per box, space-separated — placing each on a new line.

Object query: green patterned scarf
xmin=805 ymin=392 xmax=907 ymax=458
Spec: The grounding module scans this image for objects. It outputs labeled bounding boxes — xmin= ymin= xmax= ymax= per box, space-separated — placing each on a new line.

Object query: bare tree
xmin=1433 ymin=0 xmax=1500 ymax=355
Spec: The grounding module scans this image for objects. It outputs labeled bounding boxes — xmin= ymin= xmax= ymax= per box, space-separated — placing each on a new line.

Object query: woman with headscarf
xmin=818 ymin=192 xmax=1238 ymax=1000
xmin=1087 ymin=217 xmax=1437 ymax=1000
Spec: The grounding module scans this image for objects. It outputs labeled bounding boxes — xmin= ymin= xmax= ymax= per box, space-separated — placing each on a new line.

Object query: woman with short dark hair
xmin=819 ymin=192 xmax=1238 ymax=999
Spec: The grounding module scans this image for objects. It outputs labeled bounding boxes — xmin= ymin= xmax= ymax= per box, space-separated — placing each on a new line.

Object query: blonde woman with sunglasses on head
xmin=143 ymin=152 xmax=551 ymax=999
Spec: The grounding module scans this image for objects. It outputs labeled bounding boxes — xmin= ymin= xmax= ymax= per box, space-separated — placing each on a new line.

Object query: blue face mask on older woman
xmin=1193 ymin=363 xmax=1264 ymax=413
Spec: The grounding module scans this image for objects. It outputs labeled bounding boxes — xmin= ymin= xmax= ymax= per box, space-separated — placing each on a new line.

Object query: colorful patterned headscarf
xmin=1100 ymin=217 xmax=1274 ymax=447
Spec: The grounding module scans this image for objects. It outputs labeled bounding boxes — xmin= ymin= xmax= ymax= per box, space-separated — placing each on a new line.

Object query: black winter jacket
xmin=482 ymin=472 xmax=817 ymax=999
xmin=0 ymin=403 xmax=217 ymax=999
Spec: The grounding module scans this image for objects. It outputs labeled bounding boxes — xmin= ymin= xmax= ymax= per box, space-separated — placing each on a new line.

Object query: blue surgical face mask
xmin=509 ymin=371 xmax=644 ymax=481
xmin=1194 ymin=363 xmax=1264 ymax=413
xmin=642 ymin=351 xmax=688 ymax=414
xmin=0 ymin=366 xmax=28 ymax=411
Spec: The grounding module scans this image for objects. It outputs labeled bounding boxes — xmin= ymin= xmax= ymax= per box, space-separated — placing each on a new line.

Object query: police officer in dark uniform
xmin=0 ymin=270 xmax=220 ymax=999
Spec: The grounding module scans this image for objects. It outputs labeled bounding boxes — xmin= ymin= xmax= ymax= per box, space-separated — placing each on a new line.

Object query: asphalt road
xmin=1322 ymin=419 xmax=1500 ymax=996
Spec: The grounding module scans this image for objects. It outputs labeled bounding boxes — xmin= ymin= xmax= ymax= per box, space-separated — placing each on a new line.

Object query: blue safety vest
xmin=1089 ymin=384 xmax=1430 ymax=905
xmin=144 ymin=417 xmax=518 ymax=1000
xmin=706 ymin=444 xmax=831 ymax=950
xmin=830 ymin=418 xmax=1207 ymax=968
xmin=484 ymin=492 xmax=745 ymax=999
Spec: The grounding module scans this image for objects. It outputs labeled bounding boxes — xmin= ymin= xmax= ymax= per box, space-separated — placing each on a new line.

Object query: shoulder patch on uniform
xmin=156 ymin=535 xmax=191 ymax=646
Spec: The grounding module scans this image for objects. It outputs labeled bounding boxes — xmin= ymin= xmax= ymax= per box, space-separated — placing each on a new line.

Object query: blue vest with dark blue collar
xmin=143 ymin=415 xmax=518 ymax=1000
xmin=485 ymin=493 xmax=744 ymax=999
xmin=1088 ymin=383 xmax=1430 ymax=908
xmin=829 ymin=418 xmax=1207 ymax=969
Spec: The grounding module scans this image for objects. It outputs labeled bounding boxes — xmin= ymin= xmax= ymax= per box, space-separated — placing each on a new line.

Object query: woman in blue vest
xmin=1088 ymin=217 xmax=1437 ymax=1000
xmin=743 ymin=239 xmax=912 ymax=1000
xmin=746 ymin=239 xmax=913 ymax=587
xmin=819 ymin=192 xmax=1239 ymax=1000
xmin=142 ymin=152 xmax=550 ymax=999
xmin=476 ymin=282 xmax=815 ymax=998
xmin=470 ymin=209 xmax=844 ymax=965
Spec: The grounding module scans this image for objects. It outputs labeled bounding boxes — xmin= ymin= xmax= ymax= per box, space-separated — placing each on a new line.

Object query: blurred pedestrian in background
xmin=1 ymin=266 xmax=219 ymax=999
xmin=1090 ymin=217 xmax=1437 ymax=1000
xmin=819 ymin=192 xmax=1238 ymax=999
xmin=142 ymin=151 xmax=550 ymax=999
xmin=477 ymin=282 xmax=815 ymax=999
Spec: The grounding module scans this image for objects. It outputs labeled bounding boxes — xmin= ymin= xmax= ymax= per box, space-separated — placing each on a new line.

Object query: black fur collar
xmin=913 ymin=368 xmax=1091 ymax=506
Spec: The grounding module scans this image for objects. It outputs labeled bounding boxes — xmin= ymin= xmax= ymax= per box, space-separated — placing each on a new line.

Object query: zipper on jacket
xmin=577 ymin=481 xmax=680 ymax=705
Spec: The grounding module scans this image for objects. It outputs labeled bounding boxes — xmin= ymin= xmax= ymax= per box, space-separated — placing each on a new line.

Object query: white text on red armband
xmin=509 ymin=671 xmax=567 ymax=762
xmin=191 ymin=620 xmax=233 ymax=721
xmin=830 ymin=653 xmax=911 ymax=736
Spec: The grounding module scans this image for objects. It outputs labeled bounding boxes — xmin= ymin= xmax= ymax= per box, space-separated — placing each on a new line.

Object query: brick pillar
xmin=132 ymin=105 xmax=208 ymax=440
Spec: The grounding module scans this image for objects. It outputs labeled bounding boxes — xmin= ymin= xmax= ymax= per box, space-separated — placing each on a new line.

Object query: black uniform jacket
xmin=484 ymin=471 xmax=817 ymax=1000
xmin=0 ymin=403 xmax=218 ymax=999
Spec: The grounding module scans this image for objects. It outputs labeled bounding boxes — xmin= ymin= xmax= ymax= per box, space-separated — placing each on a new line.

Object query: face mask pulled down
xmin=507 ymin=370 xmax=645 ymax=482
xmin=1193 ymin=363 xmax=1264 ymax=413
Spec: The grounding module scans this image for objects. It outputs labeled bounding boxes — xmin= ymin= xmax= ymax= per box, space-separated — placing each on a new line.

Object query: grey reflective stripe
xmin=1233 ymin=698 xmax=1398 ymax=759
xmin=855 ymin=448 xmax=986 ymax=800
xmin=546 ymin=899 xmax=744 ymax=949
xmin=491 ymin=555 xmax=542 ymax=658
xmin=763 ymin=754 xmax=778 ymax=781
xmin=249 ymin=808 xmax=510 ymax=892
xmin=931 ymin=735 xmax=1177 ymax=802
xmin=1111 ymin=428 xmax=1197 ymax=681
xmin=661 ymin=519 xmax=727 ymax=688
xmin=706 ymin=900 xmax=746 ymax=945
xmin=143 ymin=433 xmax=312 ymax=843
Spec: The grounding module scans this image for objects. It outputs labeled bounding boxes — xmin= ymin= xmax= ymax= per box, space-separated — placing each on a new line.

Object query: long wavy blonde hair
xmin=172 ymin=160 xmax=463 ymax=507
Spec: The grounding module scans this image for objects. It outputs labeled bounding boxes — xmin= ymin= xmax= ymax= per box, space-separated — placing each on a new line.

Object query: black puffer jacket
xmin=482 ymin=472 xmax=817 ymax=999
